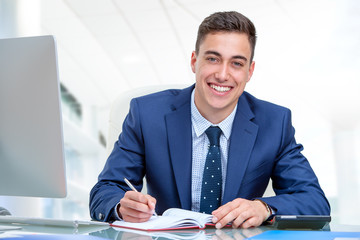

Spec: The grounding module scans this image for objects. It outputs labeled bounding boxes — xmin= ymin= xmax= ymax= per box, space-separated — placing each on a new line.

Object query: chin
xmin=209 ymin=102 xmax=232 ymax=111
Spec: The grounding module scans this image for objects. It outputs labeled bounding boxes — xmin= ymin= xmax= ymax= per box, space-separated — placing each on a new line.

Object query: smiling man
xmin=90 ymin=11 xmax=330 ymax=228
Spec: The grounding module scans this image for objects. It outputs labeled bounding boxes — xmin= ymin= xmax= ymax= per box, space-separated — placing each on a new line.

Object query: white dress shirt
xmin=190 ymin=89 xmax=237 ymax=212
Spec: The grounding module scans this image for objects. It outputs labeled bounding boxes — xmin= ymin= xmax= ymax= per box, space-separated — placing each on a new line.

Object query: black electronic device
xmin=272 ymin=215 xmax=331 ymax=230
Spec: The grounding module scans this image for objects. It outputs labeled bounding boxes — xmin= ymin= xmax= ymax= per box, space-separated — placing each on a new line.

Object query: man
xmin=90 ymin=11 xmax=330 ymax=229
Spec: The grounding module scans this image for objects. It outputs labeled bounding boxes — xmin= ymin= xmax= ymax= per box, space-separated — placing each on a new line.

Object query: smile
xmin=210 ymin=84 xmax=231 ymax=93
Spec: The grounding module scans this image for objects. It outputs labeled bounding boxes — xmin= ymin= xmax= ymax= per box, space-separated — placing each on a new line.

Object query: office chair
xmin=106 ymin=84 xmax=188 ymax=156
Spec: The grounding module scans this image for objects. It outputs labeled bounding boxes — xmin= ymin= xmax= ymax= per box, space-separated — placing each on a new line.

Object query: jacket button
xmin=98 ymin=213 xmax=104 ymax=220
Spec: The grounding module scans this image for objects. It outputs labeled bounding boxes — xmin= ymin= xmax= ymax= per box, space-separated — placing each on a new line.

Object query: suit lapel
xmin=165 ymin=85 xmax=194 ymax=210
xmin=223 ymin=94 xmax=259 ymax=204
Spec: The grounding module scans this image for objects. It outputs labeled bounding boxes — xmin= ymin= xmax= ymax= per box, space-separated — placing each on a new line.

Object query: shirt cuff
xmin=268 ymin=206 xmax=276 ymax=221
xmin=112 ymin=202 xmax=123 ymax=221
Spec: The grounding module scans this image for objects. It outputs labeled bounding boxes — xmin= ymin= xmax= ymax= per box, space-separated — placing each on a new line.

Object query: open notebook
xmin=111 ymin=208 xmax=230 ymax=231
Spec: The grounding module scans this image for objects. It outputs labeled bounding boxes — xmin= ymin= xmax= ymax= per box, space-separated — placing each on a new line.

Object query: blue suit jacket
xmin=90 ymin=85 xmax=330 ymax=222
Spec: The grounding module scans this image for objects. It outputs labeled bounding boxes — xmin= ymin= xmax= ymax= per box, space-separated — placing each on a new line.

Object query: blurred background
xmin=0 ymin=0 xmax=359 ymax=225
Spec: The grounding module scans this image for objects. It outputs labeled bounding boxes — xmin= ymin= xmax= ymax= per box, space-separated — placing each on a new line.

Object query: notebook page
xmin=163 ymin=208 xmax=213 ymax=226
xmin=112 ymin=215 xmax=201 ymax=230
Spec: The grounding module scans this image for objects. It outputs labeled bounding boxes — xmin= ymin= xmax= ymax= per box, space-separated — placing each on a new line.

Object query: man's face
xmin=191 ymin=32 xmax=255 ymax=123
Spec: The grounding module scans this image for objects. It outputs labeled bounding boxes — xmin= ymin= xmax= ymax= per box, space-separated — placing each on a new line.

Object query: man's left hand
xmin=211 ymin=198 xmax=269 ymax=229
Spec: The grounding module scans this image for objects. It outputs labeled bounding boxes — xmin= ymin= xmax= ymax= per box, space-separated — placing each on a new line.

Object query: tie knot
xmin=205 ymin=126 xmax=222 ymax=146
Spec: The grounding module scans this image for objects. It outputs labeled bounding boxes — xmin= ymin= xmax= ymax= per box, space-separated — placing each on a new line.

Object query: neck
xmin=196 ymin=103 xmax=235 ymax=124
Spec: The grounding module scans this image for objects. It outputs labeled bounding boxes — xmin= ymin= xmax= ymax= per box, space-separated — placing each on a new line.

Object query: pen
xmin=124 ymin=177 xmax=158 ymax=216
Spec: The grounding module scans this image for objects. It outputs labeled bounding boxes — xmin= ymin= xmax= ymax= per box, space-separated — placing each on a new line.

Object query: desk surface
xmin=1 ymin=223 xmax=360 ymax=239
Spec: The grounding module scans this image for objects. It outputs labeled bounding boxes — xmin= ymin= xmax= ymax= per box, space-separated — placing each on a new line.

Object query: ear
xmin=190 ymin=51 xmax=197 ymax=73
xmin=247 ymin=61 xmax=255 ymax=82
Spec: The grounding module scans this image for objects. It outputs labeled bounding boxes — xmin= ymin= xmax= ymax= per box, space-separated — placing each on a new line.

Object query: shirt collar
xmin=191 ymin=89 xmax=237 ymax=140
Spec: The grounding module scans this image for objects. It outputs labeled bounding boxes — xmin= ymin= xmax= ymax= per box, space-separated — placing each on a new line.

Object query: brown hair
xmin=195 ymin=11 xmax=257 ymax=62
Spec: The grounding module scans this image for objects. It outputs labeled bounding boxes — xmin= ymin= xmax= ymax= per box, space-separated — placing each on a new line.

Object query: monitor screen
xmin=0 ymin=35 xmax=67 ymax=198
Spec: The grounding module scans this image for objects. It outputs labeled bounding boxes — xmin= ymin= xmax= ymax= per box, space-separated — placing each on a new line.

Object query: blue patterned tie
xmin=200 ymin=126 xmax=222 ymax=214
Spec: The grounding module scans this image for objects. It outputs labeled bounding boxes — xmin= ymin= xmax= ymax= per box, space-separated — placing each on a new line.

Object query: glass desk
xmin=1 ymin=223 xmax=360 ymax=239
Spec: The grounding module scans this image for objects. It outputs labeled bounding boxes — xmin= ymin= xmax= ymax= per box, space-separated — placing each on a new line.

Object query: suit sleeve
xmin=258 ymin=109 xmax=330 ymax=215
xmin=89 ymin=99 xmax=146 ymax=222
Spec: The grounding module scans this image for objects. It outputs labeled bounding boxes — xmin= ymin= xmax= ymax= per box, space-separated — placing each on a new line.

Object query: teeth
xmin=210 ymin=84 xmax=231 ymax=92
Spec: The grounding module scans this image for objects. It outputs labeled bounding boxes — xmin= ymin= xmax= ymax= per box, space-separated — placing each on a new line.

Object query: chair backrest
xmin=106 ymin=84 xmax=188 ymax=156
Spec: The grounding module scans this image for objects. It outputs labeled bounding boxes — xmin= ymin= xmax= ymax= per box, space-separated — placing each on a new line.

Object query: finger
xmin=144 ymin=194 xmax=157 ymax=212
xmin=119 ymin=199 xmax=154 ymax=223
xmin=215 ymin=210 xmax=243 ymax=229
xmin=120 ymin=193 xmax=155 ymax=215
xmin=212 ymin=202 xmax=234 ymax=223
xmin=119 ymin=200 xmax=154 ymax=220
xmin=120 ymin=203 xmax=154 ymax=218
xmin=120 ymin=200 xmax=153 ymax=216
xmin=231 ymin=209 xmax=254 ymax=229
xmin=212 ymin=198 xmax=245 ymax=221
xmin=124 ymin=191 xmax=156 ymax=208
xmin=212 ymin=200 xmax=234 ymax=216
xmin=213 ymin=200 xmax=245 ymax=228
xmin=121 ymin=211 xmax=153 ymax=223
xmin=125 ymin=191 xmax=151 ymax=204
xmin=240 ymin=216 xmax=262 ymax=229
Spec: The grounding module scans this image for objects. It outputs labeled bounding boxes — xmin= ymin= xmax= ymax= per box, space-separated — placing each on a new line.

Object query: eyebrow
xmin=204 ymin=50 xmax=248 ymax=62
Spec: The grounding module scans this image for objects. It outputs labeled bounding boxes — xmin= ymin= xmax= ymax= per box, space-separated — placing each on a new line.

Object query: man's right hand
xmin=119 ymin=191 xmax=157 ymax=222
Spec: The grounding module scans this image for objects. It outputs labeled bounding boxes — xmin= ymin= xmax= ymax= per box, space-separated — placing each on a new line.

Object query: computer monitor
xmin=0 ymin=35 xmax=67 ymax=198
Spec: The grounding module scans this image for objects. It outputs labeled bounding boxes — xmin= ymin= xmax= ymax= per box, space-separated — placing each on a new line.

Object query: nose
xmin=215 ymin=64 xmax=229 ymax=82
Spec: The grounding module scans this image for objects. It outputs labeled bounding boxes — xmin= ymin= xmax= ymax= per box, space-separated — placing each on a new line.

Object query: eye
xmin=206 ymin=57 xmax=218 ymax=63
xmin=233 ymin=61 xmax=244 ymax=67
